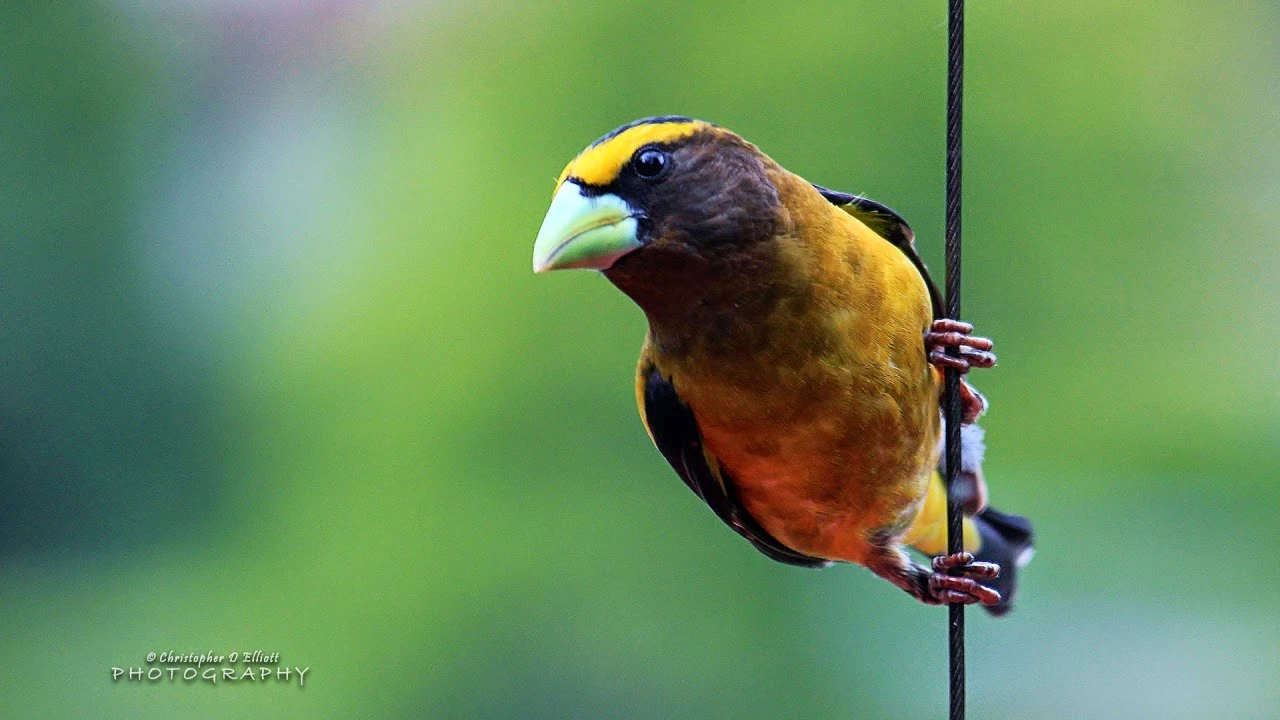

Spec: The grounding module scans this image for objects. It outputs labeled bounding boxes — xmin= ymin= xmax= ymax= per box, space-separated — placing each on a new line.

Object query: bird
xmin=532 ymin=116 xmax=1033 ymax=614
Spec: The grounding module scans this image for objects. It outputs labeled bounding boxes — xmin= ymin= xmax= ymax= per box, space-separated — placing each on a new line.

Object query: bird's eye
xmin=632 ymin=148 xmax=669 ymax=179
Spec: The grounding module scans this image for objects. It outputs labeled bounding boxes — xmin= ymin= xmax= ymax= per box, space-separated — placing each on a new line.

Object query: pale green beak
xmin=532 ymin=182 xmax=641 ymax=273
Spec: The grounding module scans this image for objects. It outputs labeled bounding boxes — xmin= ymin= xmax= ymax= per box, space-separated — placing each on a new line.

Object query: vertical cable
xmin=944 ymin=1 xmax=966 ymax=719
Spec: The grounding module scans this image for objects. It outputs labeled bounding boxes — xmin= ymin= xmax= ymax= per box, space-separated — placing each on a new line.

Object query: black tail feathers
xmin=972 ymin=506 xmax=1035 ymax=617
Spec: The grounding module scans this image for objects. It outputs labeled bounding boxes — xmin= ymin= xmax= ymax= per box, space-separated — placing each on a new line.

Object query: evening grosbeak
xmin=532 ymin=117 xmax=1033 ymax=615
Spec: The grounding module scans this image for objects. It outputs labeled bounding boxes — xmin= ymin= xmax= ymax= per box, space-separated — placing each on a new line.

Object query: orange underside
xmin=643 ymin=169 xmax=951 ymax=566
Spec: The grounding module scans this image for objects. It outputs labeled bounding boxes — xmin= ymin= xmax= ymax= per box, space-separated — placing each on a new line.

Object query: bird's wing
xmin=637 ymin=360 xmax=832 ymax=568
xmin=812 ymin=185 xmax=944 ymax=319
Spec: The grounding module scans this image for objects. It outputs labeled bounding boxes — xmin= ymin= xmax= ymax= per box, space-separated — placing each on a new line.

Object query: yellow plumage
xmin=636 ymin=166 xmax=940 ymax=566
xmin=901 ymin=471 xmax=982 ymax=556
xmin=540 ymin=116 xmax=1032 ymax=612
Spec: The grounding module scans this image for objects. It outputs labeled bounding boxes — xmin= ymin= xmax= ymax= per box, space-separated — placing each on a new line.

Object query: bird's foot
xmin=926 ymin=319 xmax=995 ymax=375
xmin=926 ymin=552 xmax=1001 ymax=606
xmin=927 ymin=320 xmax=994 ymax=423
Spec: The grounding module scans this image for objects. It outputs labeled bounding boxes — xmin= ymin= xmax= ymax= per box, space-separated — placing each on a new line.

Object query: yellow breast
xmin=649 ymin=181 xmax=940 ymax=564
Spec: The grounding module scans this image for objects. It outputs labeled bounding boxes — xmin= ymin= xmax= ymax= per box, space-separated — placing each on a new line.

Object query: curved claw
xmin=933 ymin=552 xmax=1000 ymax=579
xmin=927 ymin=552 xmax=1002 ymax=606
xmin=926 ymin=320 xmax=997 ymax=376
xmin=926 ymin=331 xmax=994 ymax=352
xmin=928 ymin=348 xmax=997 ymax=373
xmin=930 ymin=319 xmax=973 ymax=334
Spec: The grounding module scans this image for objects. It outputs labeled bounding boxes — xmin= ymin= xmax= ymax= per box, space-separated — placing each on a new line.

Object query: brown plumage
xmin=534 ymin=117 xmax=1033 ymax=613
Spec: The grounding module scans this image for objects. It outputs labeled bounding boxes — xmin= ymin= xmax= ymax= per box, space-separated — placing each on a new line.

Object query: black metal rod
xmin=944 ymin=1 xmax=966 ymax=719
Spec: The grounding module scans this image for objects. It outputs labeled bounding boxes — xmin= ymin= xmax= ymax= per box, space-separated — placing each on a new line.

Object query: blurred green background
xmin=2 ymin=2 xmax=1278 ymax=718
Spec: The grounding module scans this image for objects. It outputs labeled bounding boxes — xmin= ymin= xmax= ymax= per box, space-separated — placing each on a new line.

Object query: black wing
xmin=812 ymin=185 xmax=944 ymax=319
xmin=640 ymin=364 xmax=831 ymax=569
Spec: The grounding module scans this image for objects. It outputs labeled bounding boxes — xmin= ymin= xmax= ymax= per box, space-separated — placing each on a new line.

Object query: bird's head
xmin=533 ymin=117 xmax=788 ymax=313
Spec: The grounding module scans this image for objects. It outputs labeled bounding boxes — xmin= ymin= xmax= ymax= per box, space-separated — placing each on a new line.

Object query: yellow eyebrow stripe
xmin=556 ymin=120 xmax=706 ymax=189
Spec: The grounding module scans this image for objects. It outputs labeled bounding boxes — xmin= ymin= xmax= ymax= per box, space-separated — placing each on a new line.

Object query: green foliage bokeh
xmin=2 ymin=2 xmax=1278 ymax=718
